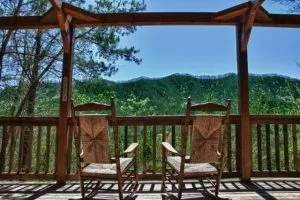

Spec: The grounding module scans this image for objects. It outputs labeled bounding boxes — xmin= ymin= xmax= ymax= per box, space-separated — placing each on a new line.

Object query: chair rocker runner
xmin=71 ymin=98 xmax=138 ymax=200
xmin=162 ymin=97 xmax=231 ymax=200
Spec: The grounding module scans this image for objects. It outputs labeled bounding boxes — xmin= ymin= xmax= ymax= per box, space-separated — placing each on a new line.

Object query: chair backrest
xmin=185 ymin=97 xmax=231 ymax=164
xmin=71 ymin=98 xmax=117 ymax=164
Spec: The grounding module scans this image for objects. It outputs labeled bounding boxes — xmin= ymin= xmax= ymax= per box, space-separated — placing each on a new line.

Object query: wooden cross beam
xmin=1 ymin=3 xmax=300 ymax=29
xmin=241 ymin=0 xmax=266 ymax=51
xmin=49 ymin=0 xmax=63 ymax=10
xmin=49 ymin=0 xmax=72 ymax=53
xmin=213 ymin=2 xmax=250 ymax=21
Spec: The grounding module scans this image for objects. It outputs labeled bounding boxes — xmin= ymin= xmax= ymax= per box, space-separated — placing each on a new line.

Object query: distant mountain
xmin=0 ymin=73 xmax=299 ymax=116
xmin=77 ymin=73 xmax=300 ymax=115
xmin=114 ymin=73 xmax=299 ymax=84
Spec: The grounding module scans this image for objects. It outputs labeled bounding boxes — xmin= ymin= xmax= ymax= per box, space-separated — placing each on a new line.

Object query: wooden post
xmin=56 ymin=26 xmax=75 ymax=184
xmin=236 ymin=24 xmax=251 ymax=181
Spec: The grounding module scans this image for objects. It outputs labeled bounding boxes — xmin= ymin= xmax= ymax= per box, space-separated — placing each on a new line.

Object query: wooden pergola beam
xmin=213 ymin=2 xmax=250 ymax=20
xmin=1 ymin=12 xmax=300 ymax=29
xmin=256 ymin=6 xmax=272 ymax=22
xmin=236 ymin=24 xmax=251 ymax=181
xmin=49 ymin=0 xmax=63 ymax=10
xmin=49 ymin=0 xmax=72 ymax=53
xmin=49 ymin=0 xmax=74 ymax=184
xmin=241 ymin=0 xmax=266 ymax=51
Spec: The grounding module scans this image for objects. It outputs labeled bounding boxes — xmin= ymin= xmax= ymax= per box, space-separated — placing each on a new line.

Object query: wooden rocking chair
xmin=162 ymin=97 xmax=231 ymax=200
xmin=71 ymin=98 xmax=138 ymax=200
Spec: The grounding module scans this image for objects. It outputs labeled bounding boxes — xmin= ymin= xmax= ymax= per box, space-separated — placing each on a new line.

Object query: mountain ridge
xmin=108 ymin=73 xmax=300 ymax=84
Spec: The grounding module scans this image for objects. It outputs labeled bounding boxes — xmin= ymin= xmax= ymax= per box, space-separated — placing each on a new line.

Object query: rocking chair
xmin=162 ymin=97 xmax=231 ymax=199
xmin=71 ymin=98 xmax=138 ymax=200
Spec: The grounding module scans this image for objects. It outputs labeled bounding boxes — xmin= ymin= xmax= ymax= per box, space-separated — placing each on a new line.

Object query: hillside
xmin=1 ymin=73 xmax=300 ymax=116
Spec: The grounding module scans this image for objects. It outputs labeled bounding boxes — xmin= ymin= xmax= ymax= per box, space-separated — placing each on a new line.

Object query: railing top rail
xmin=0 ymin=117 xmax=58 ymax=126
xmin=0 ymin=115 xmax=299 ymax=126
xmin=250 ymin=115 xmax=300 ymax=124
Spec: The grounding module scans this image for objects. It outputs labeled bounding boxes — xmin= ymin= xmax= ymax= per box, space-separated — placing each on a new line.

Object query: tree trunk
xmin=10 ymin=69 xmax=26 ymax=116
xmin=22 ymin=30 xmax=43 ymax=171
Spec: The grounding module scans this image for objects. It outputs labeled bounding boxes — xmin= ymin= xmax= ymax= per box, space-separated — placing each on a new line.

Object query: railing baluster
xmin=266 ymin=124 xmax=271 ymax=171
xmin=143 ymin=125 xmax=147 ymax=175
xmin=124 ymin=126 xmax=128 ymax=157
xmin=274 ymin=124 xmax=280 ymax=171
xmin=45 ymin=126 xmax=51 ymax=174
xmin=18 ymin=126 xmax=24 ymax=173
xmin=36 ymin=126 xmax=42 ymax=173
xmin=162 ymin=125 xmax=166 ymax=142
xmin=292 ymin=124 xmax=298 ymax=171
xmin=152 ymin=125 xmax=156 ymax=175
xmin=134 ymin=126 xmax=137 ymax=143
xmin=8 ymin=127 xmax=16 ymax=173
xmin=257 ymin=124 xmax=262 ymax=172
xmin=54 ymin=125 xmax=58 ymax=174
xmin=26 ymin=126 xmax=33 ymax=173
xmin=0 ymin=125 xmax=8 ymax=173
xmin=172 ymin=125 xmax=176 ymax=154
xmin=227 ymin=125 xmax=232 ymax=172
xmin=235 ymin=124 xmax=241 ymax=173
xmin=283 ymin=125 xmax=289 ymax=171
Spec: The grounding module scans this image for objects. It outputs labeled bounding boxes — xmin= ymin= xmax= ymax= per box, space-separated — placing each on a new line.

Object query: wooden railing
xmin=66 ymin=115 xmax=241 ymax=179
xmin=0 ymin=117 xmax=58 ymax=180
xmin=0 ymin=115 xmax=300 ymax=181
xmin=250 ymin=115 xmax=300 ymax=177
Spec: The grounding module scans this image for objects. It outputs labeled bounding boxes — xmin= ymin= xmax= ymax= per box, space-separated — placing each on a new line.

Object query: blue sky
xmin=106 ymin=0 xmax=300 ymax=81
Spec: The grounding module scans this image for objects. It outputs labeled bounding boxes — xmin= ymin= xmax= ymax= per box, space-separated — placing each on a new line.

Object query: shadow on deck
xmin=0 ymin=178 xmax=300 ymax=199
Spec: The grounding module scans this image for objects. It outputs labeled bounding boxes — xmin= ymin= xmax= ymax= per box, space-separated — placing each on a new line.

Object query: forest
xmin=1 ymin=73 xmax=300 ymax=117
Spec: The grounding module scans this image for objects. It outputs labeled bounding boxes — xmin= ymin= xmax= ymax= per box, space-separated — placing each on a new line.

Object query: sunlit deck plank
xmin=1 ymin=179 xmax=300 ymax=199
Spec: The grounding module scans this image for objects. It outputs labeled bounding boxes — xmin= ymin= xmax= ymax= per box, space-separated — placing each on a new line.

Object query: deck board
xmin=0 ymin=178 xmax=300 ymax=199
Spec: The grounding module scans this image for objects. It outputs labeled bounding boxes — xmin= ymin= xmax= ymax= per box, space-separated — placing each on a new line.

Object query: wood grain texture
xmin=237 ymin=24 xmax=251 ymax=180
xmin=8 ymin=127 xmax=16 ymax=173
xmin=292 ymin=124 xmax=299 ymax=171
xmin=152 ymin=126 xmax=156 ymax=174
xmin=18 ymin=126 xmax=24 ymax=173
xmin=35 ymin=127 xmax=42 ymax=173
xmin=274 ymin=124 xmax=280 ymax=171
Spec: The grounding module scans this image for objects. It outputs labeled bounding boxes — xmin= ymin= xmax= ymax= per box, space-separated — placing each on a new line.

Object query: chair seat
xmin=167 ymin=156 xmax=218 ymax=176
xmin=82 ymin=158 xmax=133 ymax=177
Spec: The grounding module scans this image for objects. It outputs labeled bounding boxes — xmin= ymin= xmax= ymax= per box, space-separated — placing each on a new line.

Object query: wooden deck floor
xmin=0 ymin=178 xmax=300 ymax=199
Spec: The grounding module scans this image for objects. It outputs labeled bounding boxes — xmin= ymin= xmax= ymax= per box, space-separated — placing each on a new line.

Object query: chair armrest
xmin=120 ymin=142 xmax=138 ymax=157
xmin=79 ymin=149 xmax=84 ymax=163
xmin=162 ymin=142 xmax=182 ymax=156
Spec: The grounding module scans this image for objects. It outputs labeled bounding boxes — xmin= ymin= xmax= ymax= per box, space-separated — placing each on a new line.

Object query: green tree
xmin=118 ymin=94 xmax=156 ymax=116
xmin=0 ymin=0 xmax=146 ymax=117
xmin=0 ymin=0 xmax=145 ymax=171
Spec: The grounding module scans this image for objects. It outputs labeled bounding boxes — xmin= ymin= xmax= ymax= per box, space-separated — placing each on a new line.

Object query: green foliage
xmin=118 ymin=94 xmax=156 ymax=116
xmin=1 ymin=73 xmax=300 ymax=174
xmin=1 ymin=74 xmax=300 ymax=116
xmin=0 ymin=0 xmax=146 ymax=117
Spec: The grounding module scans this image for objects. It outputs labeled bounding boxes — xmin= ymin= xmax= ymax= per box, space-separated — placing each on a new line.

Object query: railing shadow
xmin=0 ymin=179 xmax=300 ymax=199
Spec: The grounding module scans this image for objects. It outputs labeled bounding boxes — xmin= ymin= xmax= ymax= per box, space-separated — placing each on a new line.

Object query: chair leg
xmin=134 ymin=157 xmax=139 ymax=189
xmin=84 ymin=181 xmax=101 ymax=199
xmin=215 ymin=176 xmax=221 ymax=197
xmin=79 ymin=177 xmax=85 ymax=198
xmin=177 ymin=180 xmax=184 ymax=200
xmin=124 ymin=162 xmax=139 ymax=200
xmin=200 ymin=179 xmax=230 ymax=200
xmin=117 ymin=178 xmax=124 ymax=200
xmin=161 ymin=147 xmax=167 ymax=194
